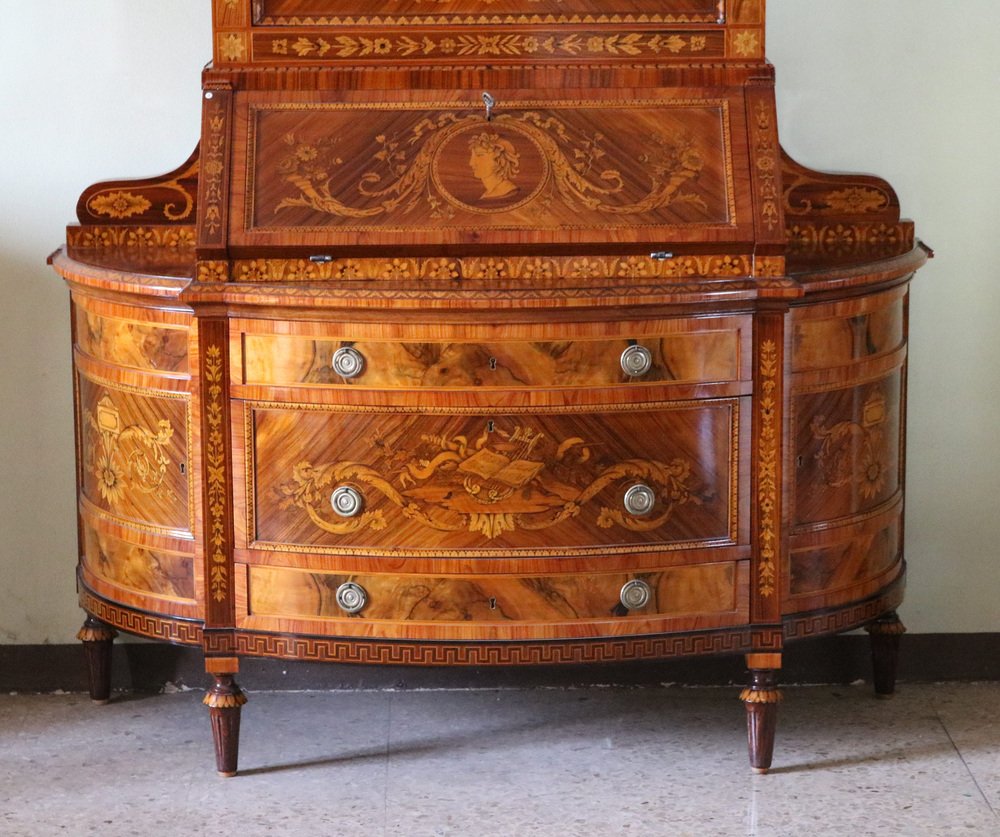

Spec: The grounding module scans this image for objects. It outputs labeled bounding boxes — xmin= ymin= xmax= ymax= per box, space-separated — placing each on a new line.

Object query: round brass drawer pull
xmin=336 ymin=582 xmax=368 ymax=615
xmin=620 ymin=579 xmax=652 ymax=611
xmin=623 ymin=483 xmax=656 ymax=516
xmin=331 ymin=486 xmax=364 ymax=518
xmin=620 ymin=344 xmax=653 ymax=377
xmin=332 ymin=346 xmax=365 ymax=379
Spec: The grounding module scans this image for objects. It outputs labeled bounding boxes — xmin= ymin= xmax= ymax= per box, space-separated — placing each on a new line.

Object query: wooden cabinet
xmin=53 ymin=0 xmax=928 ymax=776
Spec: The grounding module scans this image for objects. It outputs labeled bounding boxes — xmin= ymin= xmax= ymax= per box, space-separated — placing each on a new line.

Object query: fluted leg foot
xmin=77 ymin=616 xmax=116 ymax=704
xmin=741 ymin=669 xmax=782 ymax=774
xmin=866 ymin=611 xmax=906 ymax=698
xmin=204 ymin=675 xmax=247 ymax=777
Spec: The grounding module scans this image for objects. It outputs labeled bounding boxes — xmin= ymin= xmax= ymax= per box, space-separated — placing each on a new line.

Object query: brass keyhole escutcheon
xmin=482 ymin=91 xmax=496 ymax=121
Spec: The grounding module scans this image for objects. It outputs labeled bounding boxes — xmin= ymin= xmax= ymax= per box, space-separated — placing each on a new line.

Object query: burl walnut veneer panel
xmin=242 ymin=331 xmax=744 ymax=390
xmin=787 ymin=511 xmax=902 ymax=613
xmin=75 ymin=306 xmax=189 ymax=375
xmin=245 ymin=560 xmax=743 ymax=635
xmin=81 ymin=524 xmax=196 ymax=603
xmin=791 ymin=286 xmax=907 ymax=374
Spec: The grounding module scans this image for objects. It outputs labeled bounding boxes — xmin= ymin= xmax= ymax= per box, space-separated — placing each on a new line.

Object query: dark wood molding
xmin=3 ymin=633 xmax=997 ymax=694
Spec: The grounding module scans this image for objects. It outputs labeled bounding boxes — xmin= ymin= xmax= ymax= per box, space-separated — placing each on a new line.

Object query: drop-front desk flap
xmin=226 ymin=90 xmax=754 ymax=255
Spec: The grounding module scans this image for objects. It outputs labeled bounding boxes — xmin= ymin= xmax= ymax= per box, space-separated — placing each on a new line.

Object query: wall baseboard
xmin=2 ymin=633 xmax=997 ymax=694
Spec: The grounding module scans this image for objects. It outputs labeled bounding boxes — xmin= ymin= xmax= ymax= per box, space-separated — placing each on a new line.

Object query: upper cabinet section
xmin=64 ymin=0 xmax=922 ymax=283
xmin=211 ymin=0 xmax=766 ymax=67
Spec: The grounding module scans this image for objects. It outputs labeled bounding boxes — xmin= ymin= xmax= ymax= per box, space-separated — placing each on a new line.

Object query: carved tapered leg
xmin=204 ymin=675 xmax=247 ymax=778
xmin=741 ymin=669 xmax=782 ymax=774
xmin=77 ymin=616 xmax=117 ymax=704
xmin=866 ymin=610 xmax=906 ymax=698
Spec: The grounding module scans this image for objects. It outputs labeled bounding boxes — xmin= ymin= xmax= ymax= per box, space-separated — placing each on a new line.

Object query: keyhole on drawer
xmin=487 ymin=420 xmax=495 ymax=433
xmin=489 ymin=597 xmax=497 ymax=610
xmin=489 ymin=357 xmax=497 ymax=370
xmin=179 ymin=462 xmax=186 ymax=476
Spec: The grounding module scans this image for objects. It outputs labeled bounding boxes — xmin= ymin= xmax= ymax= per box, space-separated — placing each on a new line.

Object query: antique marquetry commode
xmin=52 ymin=0 xmax=929 ymax=776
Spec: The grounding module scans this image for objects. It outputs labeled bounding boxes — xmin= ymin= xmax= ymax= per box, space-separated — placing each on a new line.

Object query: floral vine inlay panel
xmin=255 ymin=408 xmax=738 ymax=554
xmin=247 ymin=101 xmax=736 ymax=235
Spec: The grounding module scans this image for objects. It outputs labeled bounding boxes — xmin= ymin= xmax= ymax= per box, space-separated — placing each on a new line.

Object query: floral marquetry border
xmin=257 ymin=12 xmax=724 ymax=28
xmin=214 ymin=0 xmax=250 ymax=64
xmin=751 ymin=99 xmax=781 ymax=235
xmin=202 ymin=344 xmax=229 ymax=605
xmin=66 ymin=226 xmax=196 ymax=250
xmin=223 ymin=254 xmax=754 ymax=283
xmin=786 ymin=222 xmax=915 ymax=259
xmin=262 ymin=30 xmax=723 ymax=62
xmin=754 ymin=256 xmax=785 ymax=278
xmin=199 ymin=89 xmax=231 ymax=246
xmin=729 ymin=30 xmax=760 ymax=58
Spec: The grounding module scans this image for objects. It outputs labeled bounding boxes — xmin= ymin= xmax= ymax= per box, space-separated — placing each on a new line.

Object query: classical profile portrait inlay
xmin=467 ymin=132 xmax=521 ymax=200
xmin=432 ymin=122 xmax=549 ymax=214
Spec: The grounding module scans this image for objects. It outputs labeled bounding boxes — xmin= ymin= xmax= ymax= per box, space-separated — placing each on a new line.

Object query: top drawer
xmin=236 ymin=315 xmax=750 ymax=392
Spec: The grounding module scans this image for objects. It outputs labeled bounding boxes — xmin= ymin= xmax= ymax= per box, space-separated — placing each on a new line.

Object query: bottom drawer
xmin=238 ymin=560 xmax=749 ymax=642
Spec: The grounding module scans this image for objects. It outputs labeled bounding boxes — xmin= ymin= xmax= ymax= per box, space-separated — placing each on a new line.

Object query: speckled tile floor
xmin=1 ymin=683 xmax=996 ymax=836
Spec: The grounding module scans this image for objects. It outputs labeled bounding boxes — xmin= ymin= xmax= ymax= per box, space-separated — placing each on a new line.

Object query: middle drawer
xmin=244 ymin=401 xmax=746 ymax=556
